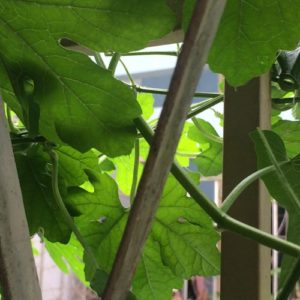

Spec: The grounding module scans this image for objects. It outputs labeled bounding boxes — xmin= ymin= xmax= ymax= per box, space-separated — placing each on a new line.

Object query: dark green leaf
xmin=15 ymin=145 xmax=71 ymax=243
xmin=0 ymin=0 xmax=177 ymax=156
xmin=90 ymin=269 xmax=137 ymax=300
xmin=251 ymin=130 xmax=300 ymax=288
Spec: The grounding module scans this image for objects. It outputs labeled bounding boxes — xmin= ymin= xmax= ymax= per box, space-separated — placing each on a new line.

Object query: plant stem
xmin=134 ymin=116 xmax=300 ymax=257
xmin=276 ymin=255 xmax=300 ymax=300
xmin=93 ymin=52 xmax=106 ymax=69
xmin=108 ymin=53 xmax=121 ymax=74
xmin=120 ymin=59 xmax=135 ymax=86
xmin=48 ymin=149 xmax=99 ymax=268
xmin=221 ymin=162 xmax=289 ymax=213
xmin=187 ymin=95 xmax=224 ymax=119
xmin=133 ymin=85 xmax=220 ymax=98
xmin=130 ymin=139 xmax=140 ymax=205
xmin=106 ymin=51 xmax=178 ymax=57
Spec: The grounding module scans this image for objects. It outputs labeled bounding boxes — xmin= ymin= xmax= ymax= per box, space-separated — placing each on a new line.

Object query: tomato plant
xmin=1 ymin=1 xmax=300 ymax=299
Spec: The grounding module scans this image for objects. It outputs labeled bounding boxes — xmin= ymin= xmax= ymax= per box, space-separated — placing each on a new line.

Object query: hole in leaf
xmin=98 ymin=216 xmax=107 ymax=224
xmin=177 ymin=217 xmax=187 ymax=224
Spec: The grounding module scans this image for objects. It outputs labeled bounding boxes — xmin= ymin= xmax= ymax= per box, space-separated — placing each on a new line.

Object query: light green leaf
xmin=176 ymin=122 xmax=200 ymax=167
xmin=137 ymin=93 xmax=154 ymax=120
xmin=66 ymin=174 xmax=220 ymax=299
xmin=273 ymin=120 xmax=300 ymax=157
xmin=188 ymin=119 xmax=223 ymax=176
xmin=133 ymin=238 xmax=182 ymax=300
xmin=113 ymin=139 xmax=149 ymax=196
xmin=208 ymin=1 xmax=300 ymax=86
xmin=45 ymin=236 xmax=87 ymax=285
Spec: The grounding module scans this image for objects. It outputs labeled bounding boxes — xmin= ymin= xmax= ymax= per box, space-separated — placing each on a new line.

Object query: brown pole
xmin=102 ymin=1 xmax=227 ymax=299
xmin=221 ymin=75 xmax=271 ymax=300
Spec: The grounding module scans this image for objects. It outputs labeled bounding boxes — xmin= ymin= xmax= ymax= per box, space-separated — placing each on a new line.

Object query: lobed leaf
xmin=251 ymin=130 xmax=300 ymax=288
xmin=66 ymin=174 xmax=220 ymax=299
xmin=0 ymin=0 xmax=177 ymax=156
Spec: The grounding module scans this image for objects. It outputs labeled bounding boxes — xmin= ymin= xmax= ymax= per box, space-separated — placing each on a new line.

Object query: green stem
xmin=108 ymin=53 xmax=121 ymax=74
xmin=133 ymin=85 xmax=220 ymax=99
xmin=130 ymin=139 xmax=140 ymax=205
xmin=93 ymin=52 xmax=106 ymax=69
xmin=187 ymin=95 xmax=224 ymax=119
xmin=221 ymin=162 xmax=289 ymax=213
xmin=134 ymin=116 xmax=300 ymax=257
xmin=106 ymin=51 xmax=178 ymax=57
xmin=276 ymin=255 xmax=300 ymax=300
xmin=257 ymin=129 xmax=300 ymax=210
xmin=191 ymin=117 xmax=223 ymax=144
xmin=120 ymin=59 xmax=135 ymax=86
xmin=48 ymin=149 xmax=99 ymax=268
xmin=146 ymin=95 xmax=224 ymax=130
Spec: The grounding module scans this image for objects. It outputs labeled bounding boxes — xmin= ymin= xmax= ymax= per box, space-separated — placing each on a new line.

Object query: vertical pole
xmin=0 ymin=99 xmax=42 ymax=300
xmin=221 ymin=75 xmax=271 ymax=300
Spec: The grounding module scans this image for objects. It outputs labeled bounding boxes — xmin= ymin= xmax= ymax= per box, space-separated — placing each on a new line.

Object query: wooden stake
xmin=221 ymin=75 xmax=271 ymax=300
xmin=102 ymin=1 xmax=227 ymax=299
xmin=0 ymin=99 xmax=42 ymax=300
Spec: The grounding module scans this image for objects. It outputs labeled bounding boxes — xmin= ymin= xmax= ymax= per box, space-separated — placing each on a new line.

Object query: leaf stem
xmin=108 ymin=53 xmax=121 ymax=74
xmin=221 ymin=162 xmax=288 ymax=213
xmin=130 ymin=139 xmax=140 ymax=205
xmin=48 ymin=149 xmax=99 ymax=268
xmin=120 ymin=59 xmax=135 ymax=86
xmin=133 ymin=85 xmax=220 ymax=98
xmin=187 ymin=95 xmax=224 ymax=119
xmin=106 ymin=51 xmax=178 ymax=57
xmin=134 ymin=116 xmax=300 ymax=257
xmin=93 ymin=52 xmax=106 ymax=69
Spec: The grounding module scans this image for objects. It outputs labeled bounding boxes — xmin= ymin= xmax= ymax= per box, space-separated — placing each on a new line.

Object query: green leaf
xmin=132 ymin=238 xmax=182 ymax=300
xmin=273 ymin=120 xmax=300 ymax=157
xmin=15 ymin=145 xmax=71 ymax=243
xmin=137 ymin=93 xmax=154 ymax=121
xmin=0 ymin=0 xmax=178 ymax=156
xmin=176 ymin=123 xmax=200 ymax=167
xmin=45 ymin=236 xmax=87 ymax=285
xmin=113 ymin=139 xmax=149 ymax=196
xmin=292 ymin=103 xmax=300 ymax=120
xmin=188 ymin=119 xmax=223 ymax=176
xmin=66 ymin=174 xmax=220 ymax=299
xmin=208 ymin=1 xmax=300 ymax=86
xmin=56 ymin=146 xmax=101 ymax=187
xmin=251 ymin=130 xmax=300 ymax=288
xmin=182 ymin=0 xmax=196 ymax=31
xmin=90 ymin=269 xmax=137 ymax=300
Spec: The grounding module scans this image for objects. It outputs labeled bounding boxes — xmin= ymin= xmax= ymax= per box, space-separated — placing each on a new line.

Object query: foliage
xmin=1 ymin=1 xmax=300 ymax=299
